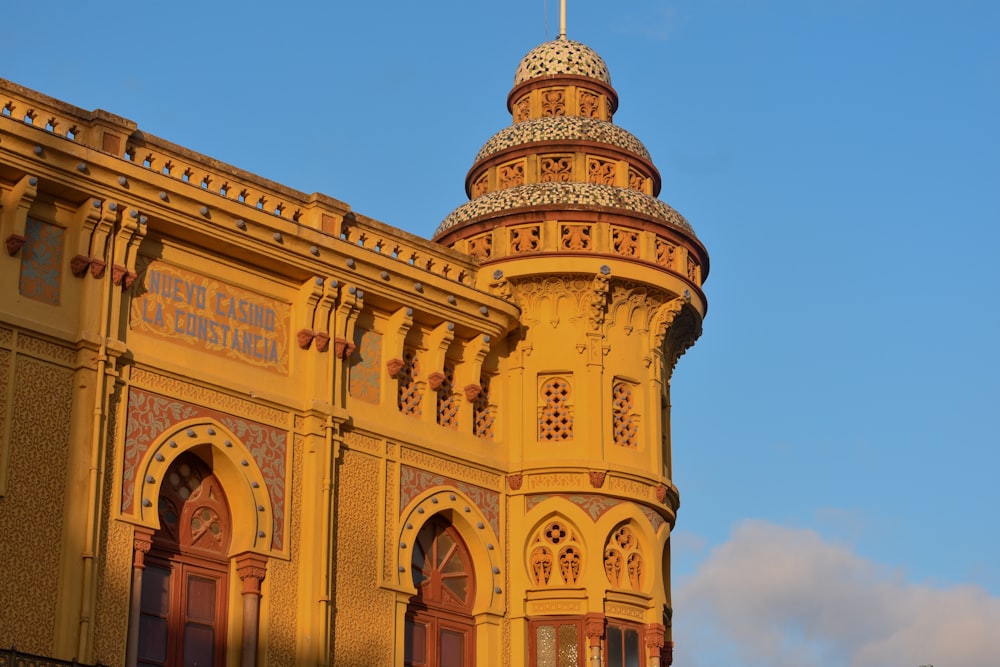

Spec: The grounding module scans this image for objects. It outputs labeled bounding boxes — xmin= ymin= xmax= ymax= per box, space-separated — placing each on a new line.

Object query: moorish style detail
xmin=0 ymin=22 xmax=708 ymax=667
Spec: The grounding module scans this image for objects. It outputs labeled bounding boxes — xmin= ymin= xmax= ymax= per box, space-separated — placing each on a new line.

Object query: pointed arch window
xmin=138 ymin=453 xmax=231 ymax=667
xmin=405 ymin=517 xmax=475 ymax=667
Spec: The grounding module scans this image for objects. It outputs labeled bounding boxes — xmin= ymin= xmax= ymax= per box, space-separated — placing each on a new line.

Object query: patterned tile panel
xmin=437 ymin=182 xmax=694 ymax=237
xmin=399 ymin=464 xmax=500 ymax=535
xmin=515 ymin=39 xmax=611 ymax=85
xmin=349 ymin=329 xmax=382 ymax=404
xmin=474 ymin=116 xmax=650 ymax=163
xmin=121 ymin=387 xmax=287 ymax=549
xmin=18 ymin=217 xmax=64 ymax=305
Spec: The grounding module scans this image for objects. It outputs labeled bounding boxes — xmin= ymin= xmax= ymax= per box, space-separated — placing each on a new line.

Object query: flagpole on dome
xmin=559 ymin=0 xmax=567 ymax=40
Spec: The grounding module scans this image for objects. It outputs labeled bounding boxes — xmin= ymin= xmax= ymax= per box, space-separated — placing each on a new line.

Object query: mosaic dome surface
xmin=474 ymin=116 xmax=651 ymax=163
xmin=436 ymin=182 xmax=693 ymax=238
xmin=514 ymin=39 xmax=611 ymax=86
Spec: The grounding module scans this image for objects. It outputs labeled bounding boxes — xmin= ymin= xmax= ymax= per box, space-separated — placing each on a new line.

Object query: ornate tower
xmin=434 ymin=37 xmax=709 ymax=665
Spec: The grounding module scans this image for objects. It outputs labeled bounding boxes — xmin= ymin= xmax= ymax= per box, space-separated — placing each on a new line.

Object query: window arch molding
xmin=397 ymin=489 xmax=504 ymax=618
xmin=130 ymin=418 xmax=274 ymax=556
xmin=523 ymin=511 xmax=588 ymax=589
xmin=594 ymin=507 xmax=662 ymax=597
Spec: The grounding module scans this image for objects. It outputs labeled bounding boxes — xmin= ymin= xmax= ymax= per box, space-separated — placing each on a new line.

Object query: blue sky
xmin=6 ymin=1 xmax=999 ymax=664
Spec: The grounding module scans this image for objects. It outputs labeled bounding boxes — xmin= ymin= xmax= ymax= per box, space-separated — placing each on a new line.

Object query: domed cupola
xmin=434 ymin=36 xmax=708 ymax=294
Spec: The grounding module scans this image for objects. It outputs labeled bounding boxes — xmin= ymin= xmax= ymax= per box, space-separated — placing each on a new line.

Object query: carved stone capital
xmin=584 ymin=612 xmax=605 ymax=644
xmin=589 ymin=470 xmax=607 ymax=488
xmin=235 ymin=552 xmax=268 ymax=596
xmin=314 ymin=332 xmax=331 ymax=353
xmin=133 ymin=527 xmax=154 ymax=569
xmin=463 ymin=384 xmax=482 ymax=402
xmin=296 ymin=329 xmax=315 ymax=350
xmin=70 ymin=255 xmax=91 ymax=277
xmin=644 ymin=623 xmax=666 ymax=650
xmin=386 ymin=358 xmax=405 ymax=378
xmin=5 ymin=234 xmax=26 ymax=256
xmin=507 ymin=473 xmax=523 ymax=491
xmin=427 ymin=371 xmax=446 ymax=391
xmin=123 ymin=271 xmax=138 ymax=289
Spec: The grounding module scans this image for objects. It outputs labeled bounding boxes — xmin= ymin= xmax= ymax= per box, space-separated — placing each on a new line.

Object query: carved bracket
xmin=5 ymin=234 xmax=25 ymax=256
xmin=427 ymin=371 xmax=446 ymax=391
xmin=507 ymin=473 xmax=523 ymax=491
xmin=463 ymin=384 xmax=482 ymax=402
xmin=333 ymin=336 xmax=354 ymax=359
xmin=589 ymin=471 xmax=607 ymax=488
xmin=386 ymin=358 xmax=405 ymax=379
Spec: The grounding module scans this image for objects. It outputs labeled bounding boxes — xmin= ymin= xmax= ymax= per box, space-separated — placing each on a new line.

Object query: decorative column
xmin=644 ymin=623 xmax=666 ymax=667
xmin=125 ymin=527 xmax=154 ymax=667
xmin=235 ymin=551 xmax=268 ymax=667
xmin=584 ymin=612 xmax=605 ymax=667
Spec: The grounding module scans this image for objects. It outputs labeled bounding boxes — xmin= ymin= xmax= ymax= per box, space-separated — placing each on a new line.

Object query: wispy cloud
xmin=674 ymin=520 xmax=1000 ymax=667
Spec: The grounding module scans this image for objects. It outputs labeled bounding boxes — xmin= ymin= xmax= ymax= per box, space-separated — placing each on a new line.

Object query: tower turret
xmin=434 ymin=36 xmax=708 ymax=665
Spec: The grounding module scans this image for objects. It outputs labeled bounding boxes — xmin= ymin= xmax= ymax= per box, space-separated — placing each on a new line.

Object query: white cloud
xmin=674 ymin=520 xmax=1000 ymax=667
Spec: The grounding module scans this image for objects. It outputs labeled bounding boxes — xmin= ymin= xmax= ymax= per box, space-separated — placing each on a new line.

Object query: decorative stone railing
xmin=0 ymin=77 xmax=477 ymax=285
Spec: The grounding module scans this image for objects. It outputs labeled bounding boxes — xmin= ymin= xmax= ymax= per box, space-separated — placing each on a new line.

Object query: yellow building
xmin=0 ymin=34 xmax=707 ymax=667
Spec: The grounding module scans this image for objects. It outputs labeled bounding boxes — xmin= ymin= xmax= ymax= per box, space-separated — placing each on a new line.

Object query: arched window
xmin=138 ymin=453 xmax=231 ymax=667
xmin=405 ymin=517 xmax=475 ymax=667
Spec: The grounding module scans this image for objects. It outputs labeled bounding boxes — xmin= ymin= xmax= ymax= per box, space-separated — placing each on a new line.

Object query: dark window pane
xmin=183 ymin=623 xmax=214 ymax=667
xmin=186 ymin=574 xmax=217 ymax=623
xmin=624 ymin=628 xmax=640 ymax=667
xmin=141 ymin=565 xmax=171 ymax=613
xmin=404 ymin=619 xmax=427 ymax=664
xmin=137 ymin=616 xmax=168 ymax=663
xmin=439 ymin=628 xmax=465 ymax=667
xmin=607 ymin=625 xmax=623 ymax=667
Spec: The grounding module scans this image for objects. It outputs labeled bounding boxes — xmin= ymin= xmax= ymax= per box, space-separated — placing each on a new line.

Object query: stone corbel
xmin=330 ymin=282 xmax=362 ymax=359
xmin=0 ymin=174 xmax=38 ymax=256
xmin=295 ymin=277 xmax=326 ymax=350
xmin=424 ymin=321 xmax=456 ymax=390
xmin=315 ymin=279 xmax=341 ymax=354
xmin=384 ymin=305 xmax=414 ymax=379
xmin=88 ymin=201 xmax=119 ymax=277
xmin=116 ymin=209 xmax=148 ymax=291
xmin=457 ymin=332 xmax=492 ymax=401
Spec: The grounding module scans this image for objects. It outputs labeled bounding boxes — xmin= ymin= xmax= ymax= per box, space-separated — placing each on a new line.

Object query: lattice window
xmin=628 ymin=167 xmax=646 ymax=192
xmin=611 ymin=227 xmax=639 ymax=257
xmin=467 ymin=234 xmax=492 ymax=260
xmin=612 ymin=381 xmax=639 ymax=448
xmin=541 ymin=88 xmax=566 ymax=116
xmin=655 ymin=239 xmax=675 ymax=269
xmin=498 ymin=160 xmax=525 ymax=189
xmin=540 ymin=155 xmax=573 ymax=183
xmin=561 ymin=224 xmax=592 ymax=250
xmin=588 ymin=157 xmax=616 ymax=185
xmin=471 ymin=172 xmax=489 ymax=198
xmin=539 ymin=377 xmax=573 ymax=441
xmin=604 ymin=524 xmax=644 ymax=590
xmin=514 ymin=95 xmax=531 ymax=122
xmin=579 ymin=90 xmax=600 ymax=118
xmin=687 ymin=257 xmax=701 ymax=285
xmin=510 ymin=225 xmax=540 ymax=254
xmin=473 ymin=375 xmax=495 ymax=440
xmin=528 ymin=518 xmax=584 ymax=586
xmin=436 ymin=363 xmax=458 ymax=429
xmin=397 ymin=348 xmax=422 ymax=416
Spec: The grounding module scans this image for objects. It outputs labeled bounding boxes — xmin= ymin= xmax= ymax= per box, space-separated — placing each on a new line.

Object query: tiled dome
xmin=436 ymin=182 xmax=693 ymax=237
xmin=514 ymin=39 xmax=611 ymax=86
xmin=474 ymin=116 xmax=651 ymax=163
